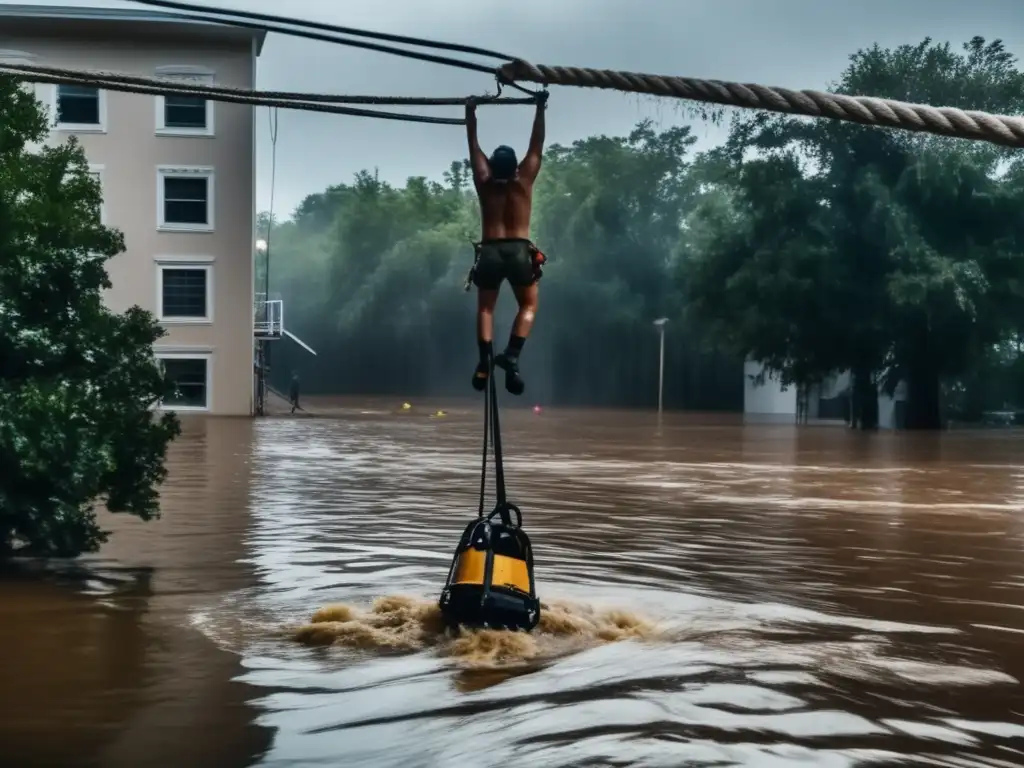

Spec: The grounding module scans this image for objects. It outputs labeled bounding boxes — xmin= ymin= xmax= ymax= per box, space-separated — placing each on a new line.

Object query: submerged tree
xmin=683 ymin=37 xmax=1024 ymax=429
xmin=0 ymin=76 xmax=180 ymax=558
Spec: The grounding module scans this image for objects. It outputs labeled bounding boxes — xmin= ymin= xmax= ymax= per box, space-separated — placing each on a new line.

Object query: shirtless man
xmin=466 ymin=93 xmax=547 ymax=396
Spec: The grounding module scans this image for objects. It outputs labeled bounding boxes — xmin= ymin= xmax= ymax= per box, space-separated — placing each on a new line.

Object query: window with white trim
xmin=157 ymin=166 xmax=214 ymax=231
xmin=157 ymin=353 xmax=211 ymax=411
xmin=55 ymin=84 xmax=106 ymax=132
xmin=157 ymin=262 xmax=212 ymax=322
xmin=154 ymin=66 xmax=215 ymax=136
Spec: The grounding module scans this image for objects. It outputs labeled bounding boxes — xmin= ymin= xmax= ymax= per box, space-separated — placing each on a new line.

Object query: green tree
xmin=0 ymin=76 xmax=180 ymax=558
xmin=682 ymin=37 xmax=1024 ymax=429
xmin=266 ymin=120 xmax=742 ymax=410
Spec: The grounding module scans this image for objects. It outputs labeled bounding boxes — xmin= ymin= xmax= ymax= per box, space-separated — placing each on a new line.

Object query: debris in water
xmin=292 ymin=595 xmax=658 ymax=668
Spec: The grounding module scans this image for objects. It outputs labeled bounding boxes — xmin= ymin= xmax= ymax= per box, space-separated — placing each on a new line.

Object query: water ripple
xmin=188 ymin=412 xmax=1024 ymax=767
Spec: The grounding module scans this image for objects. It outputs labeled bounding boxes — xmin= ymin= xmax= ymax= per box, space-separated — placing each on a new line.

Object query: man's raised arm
xmin=466 ymin=100 xmax=490 ymax=186
xmin=518 ymin=93 xmax=547 ymax=183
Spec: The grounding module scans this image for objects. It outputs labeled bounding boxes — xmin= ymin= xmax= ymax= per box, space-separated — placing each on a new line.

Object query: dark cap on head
xmin=489 ymin=145 xmax=518 ymax=181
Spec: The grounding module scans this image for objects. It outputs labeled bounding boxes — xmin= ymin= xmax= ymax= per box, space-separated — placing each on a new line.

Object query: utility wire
xmin=121 ymin=0 xmax=502 ymax=76
xmin=0 ymin=62 xmax=533 ymax=107
xmin=0 ymin=64 xmax=466 ymax=124
xmin=128 ymin=0 xmax=518 ymax=63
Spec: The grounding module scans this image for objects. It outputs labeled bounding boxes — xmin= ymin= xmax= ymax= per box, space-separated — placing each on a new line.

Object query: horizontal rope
xmin=14 ymin=5 xmax=1022 ymax=147
xmin=0 ymin=67 xmax=464 ymax=125
xmin=497 ymin=60 xmax=1024 ymax=148
xmin=129 ymin=0 xmax=1024 ymax=153
xmin=0 ymin=62 xmax=533 ymax=108
xmin=128 ymin=0 xmax=518 ymax=63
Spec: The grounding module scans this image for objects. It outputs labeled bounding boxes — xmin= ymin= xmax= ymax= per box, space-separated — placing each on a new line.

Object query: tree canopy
xmin=0 ymin=75 xmax=180 ymax=558
xmin=682 ymin=36 xmax=1024 ymax=428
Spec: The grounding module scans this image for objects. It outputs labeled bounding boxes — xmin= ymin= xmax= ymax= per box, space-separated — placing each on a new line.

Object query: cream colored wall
xmin=0 ymin=34 xmax=255 ymax=415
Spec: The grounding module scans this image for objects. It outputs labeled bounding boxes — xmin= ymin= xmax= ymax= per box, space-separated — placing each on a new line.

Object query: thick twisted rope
xmin=153 ymin=0 xmax=1022 ymax=150
xmin=10 ymin=2 xmax=1024 ymax=146
xmin=498 ymin=61 xmax=1024 ymax=149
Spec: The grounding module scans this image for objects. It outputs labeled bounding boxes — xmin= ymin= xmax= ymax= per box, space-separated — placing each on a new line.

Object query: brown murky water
xmin=2 ymin=398 xmax=1024 ymax=768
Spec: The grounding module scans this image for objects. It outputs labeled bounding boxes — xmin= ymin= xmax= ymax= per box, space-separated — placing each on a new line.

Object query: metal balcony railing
xmin=253 ymin=298 xmax=283 ymax=338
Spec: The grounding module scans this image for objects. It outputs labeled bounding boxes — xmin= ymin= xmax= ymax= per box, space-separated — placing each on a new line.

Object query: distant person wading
xmin=289 ymin=373 xmax=301 ymax=414
xmin=465 ymin=92 xmax=548 ymax=396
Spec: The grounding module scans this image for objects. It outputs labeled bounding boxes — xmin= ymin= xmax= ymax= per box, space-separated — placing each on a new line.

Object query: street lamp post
xmin=255 ymin=238 xmax=268 ymax=303
xmin=254 ymin=239 xmax=268 ymax=416
xmin=653 ymin=318 xmax=669 ymax=418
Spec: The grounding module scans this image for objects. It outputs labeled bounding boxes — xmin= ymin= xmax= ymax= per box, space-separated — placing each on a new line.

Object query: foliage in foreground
xmin=0 ymin=76 xmax=180 ymax=558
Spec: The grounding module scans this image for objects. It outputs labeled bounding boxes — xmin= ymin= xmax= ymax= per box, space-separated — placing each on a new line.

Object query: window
xmin=157 ymin=354 xmax=211 ymax=411
xmin=157 ymin=166 xmax=215 ymax=231
xmin=55 ymin=84 xmax=106 ymax=132
xmin=154 ymin=66 xmax=215 ymax=136
xmin=164 ymin=95 xmax=208 ymax=129
xmin=157 ymin=262 xmax=212 ymax=322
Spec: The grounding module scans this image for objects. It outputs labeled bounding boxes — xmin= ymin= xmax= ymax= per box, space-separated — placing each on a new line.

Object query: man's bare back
xmin=476 ymin=176 xmax=534 ymax=241
xmin=465 ymin=94 xmax=547 ymax=396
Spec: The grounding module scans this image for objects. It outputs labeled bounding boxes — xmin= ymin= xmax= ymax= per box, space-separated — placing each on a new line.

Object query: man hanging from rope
xmin=466 ymin=91 xmax=548 ymax=396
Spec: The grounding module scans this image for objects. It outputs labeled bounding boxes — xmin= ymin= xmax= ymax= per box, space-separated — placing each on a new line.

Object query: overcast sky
xmin=9 ymin=0 xmax=1024 ymax=217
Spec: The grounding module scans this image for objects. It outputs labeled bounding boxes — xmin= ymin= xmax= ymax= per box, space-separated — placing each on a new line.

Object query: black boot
xmin=494 ymin=353 xmax=525 ymax=396
xmin=471 ymin=359 xmax=489 ymax=391
xmin=472 ymin=339 xmax=493 ymax=392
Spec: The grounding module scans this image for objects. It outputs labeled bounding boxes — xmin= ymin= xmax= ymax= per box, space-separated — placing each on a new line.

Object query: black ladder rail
xmin=477 ymin=351 xmax=491 ymax=518
xmin=490 ymin=353 xmax=508 ymax=508
xmin=477 ymin=350 xmax=509 ymax=518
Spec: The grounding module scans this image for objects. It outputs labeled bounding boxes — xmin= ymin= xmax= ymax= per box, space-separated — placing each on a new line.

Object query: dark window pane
xmin=162 ymin=358 xmax=207 ymax=408
xmin=57 ymin=85 xmax=100 ymax=125
xmin=164 ymin=177 xmax=207 ymax=199
xmin=164 ymin=96 xmax=207 ymax=128
xmin=161 ymin=268 xmax=207 ymax=317
xmin=163 ymin=177 xmax=209 ymax=225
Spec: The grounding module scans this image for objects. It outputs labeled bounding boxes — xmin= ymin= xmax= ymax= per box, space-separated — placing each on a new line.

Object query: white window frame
xmin=154 ymin=349 xmax=213 ymax=412
xmin=154 ymin=65 xmax=216 ymax=137
xmin=155 ymin=255 xmax=214 ymax=324
xmin=52 ymin=82 xmax=107 ymax=134
xmin=156 ymin=165 xmax=215 ymax=232
xmin=87 ymin=164 xmax=106 ymax=224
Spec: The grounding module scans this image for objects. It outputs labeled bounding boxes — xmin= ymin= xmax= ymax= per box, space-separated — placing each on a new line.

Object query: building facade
xmin=0 ymin=5 xmax=265 ymax=415
xmin=743 ymin=360 xmax=906 ymax=429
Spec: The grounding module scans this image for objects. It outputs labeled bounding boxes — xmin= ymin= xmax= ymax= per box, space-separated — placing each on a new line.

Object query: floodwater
xmin=2 ymin=398 xmax=1024 ymax=768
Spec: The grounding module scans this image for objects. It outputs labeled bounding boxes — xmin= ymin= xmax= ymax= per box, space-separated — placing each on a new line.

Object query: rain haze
xmin=8 ymin=0 xmax=1024 ymax=217
xmin=6 ymin=5 xmax=1024 ymax=767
